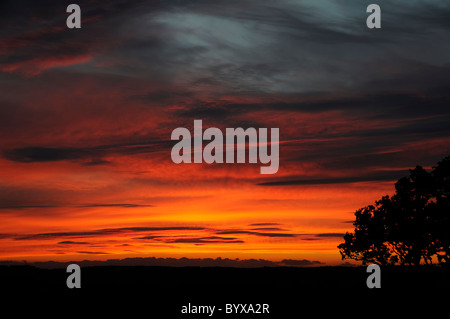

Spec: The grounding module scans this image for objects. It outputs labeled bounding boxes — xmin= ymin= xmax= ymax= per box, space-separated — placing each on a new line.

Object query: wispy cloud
xmin=15 ymin=226 xmax=206 ymax=240
xmin=58 ymin=241 xmax=89 ymax=245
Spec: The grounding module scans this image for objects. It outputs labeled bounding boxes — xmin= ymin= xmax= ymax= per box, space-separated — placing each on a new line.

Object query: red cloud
xmin=1 ymin=54 xmax=92 ymax=76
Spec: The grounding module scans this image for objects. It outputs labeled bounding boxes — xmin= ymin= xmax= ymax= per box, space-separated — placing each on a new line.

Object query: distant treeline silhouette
xmin=0 ymin=257 xmax=322 ymax=269
xmin=339 ymin=155 xmax=450 ymax=266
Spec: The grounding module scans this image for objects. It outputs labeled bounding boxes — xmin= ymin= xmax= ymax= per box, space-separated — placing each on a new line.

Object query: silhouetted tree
xmin=338 ymin=156 xmax=450 ymax=266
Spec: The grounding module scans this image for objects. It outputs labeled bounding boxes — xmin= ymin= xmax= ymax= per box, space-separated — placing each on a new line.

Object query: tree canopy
xmin=338 ymin=156 xmax=450 ymax=266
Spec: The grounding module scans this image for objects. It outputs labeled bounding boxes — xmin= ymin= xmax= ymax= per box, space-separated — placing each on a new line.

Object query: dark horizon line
xmin=0 ymin=256 xmax=331 ymax=269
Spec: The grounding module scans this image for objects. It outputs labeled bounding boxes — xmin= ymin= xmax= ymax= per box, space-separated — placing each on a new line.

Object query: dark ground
xmin=1 ymin=265 xmax=448 ymax=317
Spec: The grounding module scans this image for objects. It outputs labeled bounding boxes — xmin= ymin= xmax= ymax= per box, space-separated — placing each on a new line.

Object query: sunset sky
xmin=1 ymin=0 xmax=450 ymax=265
